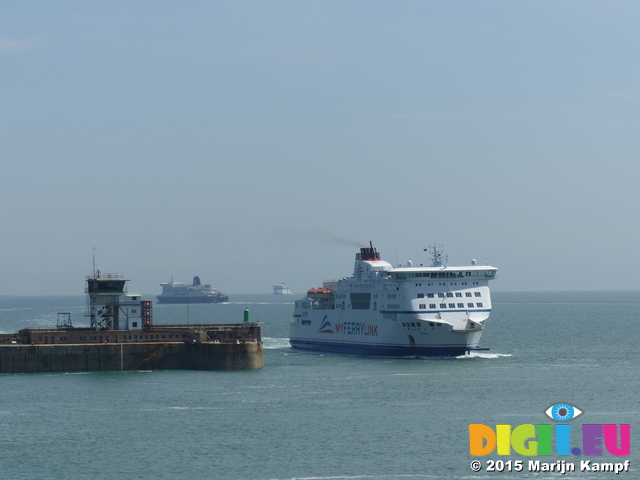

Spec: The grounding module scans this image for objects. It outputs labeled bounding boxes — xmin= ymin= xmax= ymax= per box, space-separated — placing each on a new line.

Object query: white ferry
xmin=156 ymin=276 xmax=228 ymax=304
xmin=273 ymin=283 xmax=292 ymax=295
xmin=290 ymin=243 xmax=498 ymax=357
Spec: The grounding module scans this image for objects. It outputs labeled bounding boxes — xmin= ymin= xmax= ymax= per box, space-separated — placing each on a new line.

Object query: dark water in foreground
xmin=1 ymin=292 xmax=638 ymax=479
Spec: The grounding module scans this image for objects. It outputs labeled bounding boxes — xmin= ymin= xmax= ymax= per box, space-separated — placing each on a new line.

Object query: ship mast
xmin=424 ymin=244 xmax=447 ymax=267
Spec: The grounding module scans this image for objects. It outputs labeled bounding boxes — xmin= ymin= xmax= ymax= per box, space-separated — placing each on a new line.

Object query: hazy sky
xmin=2 ymin=1 xmax=639 ymax=295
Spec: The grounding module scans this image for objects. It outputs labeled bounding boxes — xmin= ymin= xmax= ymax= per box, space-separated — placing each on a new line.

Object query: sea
xmin=0 ymin=291 xmax=637 ymax=480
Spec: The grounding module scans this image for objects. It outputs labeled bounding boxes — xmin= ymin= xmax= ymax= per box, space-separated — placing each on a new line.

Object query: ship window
xmin=477 ymin=303 xmax=483 ymax=307
xmin=132 ymin=309 xmax=137 ymax=314
xmin=410 ymin=323 xmax=416 ymax=327
xmin=419 ymin=304 xmax=426 ymax=309
xmin=448 ymin=303 xmax=455 ymax=308
xmin=429 ymin=322 xmax=434 ymax=326
xmin=457 ymin=303 xmax=464 ymax=308
xmin=468 ymin=303 xmax=474 ymax=308
xmin=427 ymin=293 xmax=434 ymax=298
xmin=350 ymin=293 xmax=371 ymax=310
xmin=455 ymin=293 xmax=462 ymax=297
xmin=446 ymin=293 xmax=453 ymax=297
xmin=430 ymin=304 xmax=436 ymax=309
xmin=474 ymin=292 xmax=481 ymax=297
xmin=417 ymin=293 xmax=424 ymax=298
xmin=466 ymin=292 xmax=472 ymax=297
xmin=132 ymin=322 xmax=138 ymax=327
xmin=438 ymin=293 xmax=445 ymax=298
xmin=440 ymin=303 xmax=446 ymax=308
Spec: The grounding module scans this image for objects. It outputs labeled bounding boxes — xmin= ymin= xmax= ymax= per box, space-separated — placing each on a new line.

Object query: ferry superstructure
xmin=156 ymin=276 xmax=228 ymax=304
xmin=273 ymin=283 xmax=292 ymax=295
xmin=290 ymin=243 xmax=498 ymax=357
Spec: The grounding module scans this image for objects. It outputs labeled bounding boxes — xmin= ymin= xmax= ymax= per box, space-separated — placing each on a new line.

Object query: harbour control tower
xmin=85 ymin=271 xmax=151 ymax=331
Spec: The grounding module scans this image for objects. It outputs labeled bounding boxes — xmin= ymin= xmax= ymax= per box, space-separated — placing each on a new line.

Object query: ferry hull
xmin=155 ymin=296 xmax=228 ymax=304
xmin=289 ymin=338 xmax=480 ymax=357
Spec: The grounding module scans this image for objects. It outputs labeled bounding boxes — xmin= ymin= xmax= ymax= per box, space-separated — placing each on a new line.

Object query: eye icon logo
xmin=544 ymin=403 xmax=584 ymax=422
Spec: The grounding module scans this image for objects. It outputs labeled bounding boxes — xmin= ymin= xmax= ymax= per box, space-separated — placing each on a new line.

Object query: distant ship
xmin=290 ymin=243 xmax=498 ymax=357
xmin=273 ymin=283 xmax=292 ymax=295
xmin=156 ymin=276 xmax=228 ymax=304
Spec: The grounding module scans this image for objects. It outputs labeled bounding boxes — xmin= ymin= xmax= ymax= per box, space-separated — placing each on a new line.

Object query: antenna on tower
xmin=92 ymin=247 xmax=96 ymax=277
xmin=424 ymin=244 xmax=446 ymax=267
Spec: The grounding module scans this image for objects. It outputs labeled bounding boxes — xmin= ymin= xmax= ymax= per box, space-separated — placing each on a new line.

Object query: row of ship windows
xmin=335 ymin=291 xmax=480 ymax=300
xmin=386 ymin=302 xmax=484 ymax=310
xmin=419 ymin=303 xmax=484 ymax=309
xmin=335 ymin=279 xmax=484 ymax=293
xmin=393 ymin=270 xmax=495 ymax=279
xmin=418 ymin=292 xmax=481 ymax=299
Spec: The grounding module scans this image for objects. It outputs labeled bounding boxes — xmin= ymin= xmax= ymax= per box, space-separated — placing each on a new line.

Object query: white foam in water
xmin=263 ymin=337 xmax=292 ymax=349
xmin=457 ymin=352 xmax=512 ymax=359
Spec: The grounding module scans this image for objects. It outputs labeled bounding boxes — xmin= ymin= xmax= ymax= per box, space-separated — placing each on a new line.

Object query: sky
xmin=1 ymin=1 xmax=640 ymax=295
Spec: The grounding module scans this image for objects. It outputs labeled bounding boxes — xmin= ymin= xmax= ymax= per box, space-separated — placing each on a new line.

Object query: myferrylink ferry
xmin=290 ymin=243 xmax=498 ymax=357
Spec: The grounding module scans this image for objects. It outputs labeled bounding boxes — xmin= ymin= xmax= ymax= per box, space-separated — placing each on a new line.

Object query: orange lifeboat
xmin=307 ymin=288 xmax=332 ymax=297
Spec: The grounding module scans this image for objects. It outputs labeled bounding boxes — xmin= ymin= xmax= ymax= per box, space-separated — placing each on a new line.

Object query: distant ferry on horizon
xmin=156 ymin=276 xmax=228 ymax=304
xmin=273 ymin=283 xmax=292 ymax=295
xmin=290 ymin=243 xmax=498 ymax=357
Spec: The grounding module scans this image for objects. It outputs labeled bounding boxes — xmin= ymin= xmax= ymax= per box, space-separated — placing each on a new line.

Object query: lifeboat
xmin=307 ymin=288 xmax=333 ymax=297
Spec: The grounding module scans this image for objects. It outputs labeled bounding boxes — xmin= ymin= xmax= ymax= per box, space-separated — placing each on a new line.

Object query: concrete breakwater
xmin=0 ymin=324 xmax=264 ymax=373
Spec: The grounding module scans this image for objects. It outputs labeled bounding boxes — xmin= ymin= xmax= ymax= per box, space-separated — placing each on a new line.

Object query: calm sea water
xmin=1 ymin=292 xmax=638 ymax=480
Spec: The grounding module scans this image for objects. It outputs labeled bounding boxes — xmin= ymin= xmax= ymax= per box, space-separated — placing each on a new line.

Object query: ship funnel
xmin=359 ymin=241 xmax=381 ymax=261
xmin=193 ymin=276 xmax=201 ymax=286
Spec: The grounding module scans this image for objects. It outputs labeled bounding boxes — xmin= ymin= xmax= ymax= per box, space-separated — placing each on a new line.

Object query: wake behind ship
xmin=290 ymin=243 xmax=498 ymax=357
xmin=156 ymin=276 xmax=228 ymax=304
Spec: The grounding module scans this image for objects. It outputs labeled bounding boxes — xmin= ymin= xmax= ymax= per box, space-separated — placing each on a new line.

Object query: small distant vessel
xmin=273 ymin=283 xmax=292 ymax=295
xmin=290 ymin=242 xmax=498 ymax=357
xmin=156 ymin=276 xmax=228 ymax=304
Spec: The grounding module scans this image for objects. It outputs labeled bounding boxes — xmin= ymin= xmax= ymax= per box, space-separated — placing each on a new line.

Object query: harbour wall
xmin=0 ymin=340 xmax=264 ymax=373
